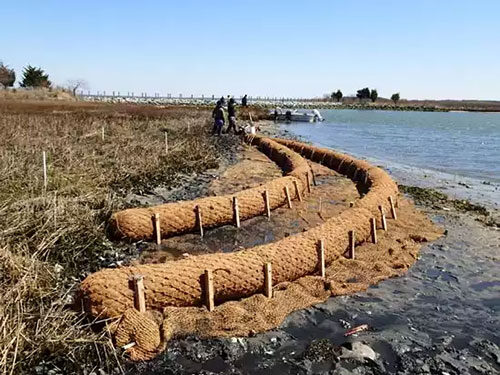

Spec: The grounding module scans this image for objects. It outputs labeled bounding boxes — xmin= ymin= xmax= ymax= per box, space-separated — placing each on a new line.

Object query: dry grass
xmin=0 ymin=101 xmax=226 ymax=374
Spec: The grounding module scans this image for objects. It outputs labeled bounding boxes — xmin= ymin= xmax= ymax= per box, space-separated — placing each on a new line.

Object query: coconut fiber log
xmin=108 ymin=136 xmax=310 ymax=241
xmin=80 ymin=138 xmax=399 ymax=319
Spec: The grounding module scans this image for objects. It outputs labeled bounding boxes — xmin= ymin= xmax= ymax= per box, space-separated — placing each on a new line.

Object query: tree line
xmin=0 ymin=61 xmax=87 ymax=94
xmin=330 ymin=88 xmax=401 ymax=104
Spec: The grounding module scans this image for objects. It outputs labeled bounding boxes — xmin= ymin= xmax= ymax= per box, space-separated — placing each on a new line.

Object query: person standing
xmin=227 ymin=98 xmax=237 ymax=133
xmin=212 ymin=101 xmax=225 ymax=136
xmin=241 ymin=94 xmax=248 ymax=107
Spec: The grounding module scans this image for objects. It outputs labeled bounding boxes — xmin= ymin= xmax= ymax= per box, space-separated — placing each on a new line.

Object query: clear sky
xmin=2 ymin=1 xmax=499 ymax=100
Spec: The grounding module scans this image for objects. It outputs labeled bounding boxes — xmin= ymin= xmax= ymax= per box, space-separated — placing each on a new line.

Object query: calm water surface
xmin=287 ymin=110 xmax=499 ymax=182
xmin=284 ymin=110 xmax=500 ymax=206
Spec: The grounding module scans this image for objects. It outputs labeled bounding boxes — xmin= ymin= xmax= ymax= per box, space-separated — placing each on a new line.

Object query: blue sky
xmin=2 ymin=1 xmax=499 ymax=100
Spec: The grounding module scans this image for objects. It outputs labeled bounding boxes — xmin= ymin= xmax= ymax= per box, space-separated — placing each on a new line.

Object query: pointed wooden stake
xmin=153 ymin=213 xmax=161 ymax=245
xmin=311 ymin=168 xmax=317 ymax=186
xmin=284 ymin=186 xmax=292 ymax=208
xmin=133 ymin=275 xmax=146 ymax=313
xmin=204 ymin=270 xmax=214 ymax=311
xmin=196 ymin=205 xmax=204 ymax=238
xmin=370 ymin=217 xmax=377 ymax=244
xmin=305 ymin=172 xmax=311 ymax=193
xmin=389 ymin=196 xmax=397 ymax=220
xmin=348 ymin=230 xmax=355 ymax=259
xmin=293 ymin=180 xmax=303 ymax=202
xmin=318 ymin=239 xmax=326 ymax=278
xmin=379 ymin=205 xmax=387 ymax=231
xmin=318 ymin=197 xmax=322 ymax=214
xmin=263 ymin=190 xmax=271 ymax=220
xmin=264 ymin=263 xmax=273 ymax=298
xmin=233 ymin=197 xmax=240 ymax=228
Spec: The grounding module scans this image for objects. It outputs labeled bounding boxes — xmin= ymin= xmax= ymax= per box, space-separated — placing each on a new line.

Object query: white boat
xmin=270 ymin=108 xmax=324 ymax=123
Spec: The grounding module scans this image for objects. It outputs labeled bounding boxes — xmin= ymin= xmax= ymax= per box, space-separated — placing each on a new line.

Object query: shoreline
xmin=129 ymin=119 xmax=499 ymax=374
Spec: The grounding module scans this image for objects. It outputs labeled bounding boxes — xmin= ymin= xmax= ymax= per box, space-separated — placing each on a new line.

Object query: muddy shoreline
xmin=125 ymin=122 xmax=499 ymax=374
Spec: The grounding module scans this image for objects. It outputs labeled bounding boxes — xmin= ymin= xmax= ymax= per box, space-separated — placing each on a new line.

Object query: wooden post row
xmin=264 ymin=263 xmax=272 ymax=298
xmin=233 ymin=196 xmax=240 ymax=228
xmin=284 ymin=186 xmax=292 ymax=208
xmin=133 ymin=275 xmax=146 ymax=313
xmin=204 ymin=269 xmax=214 ymax=311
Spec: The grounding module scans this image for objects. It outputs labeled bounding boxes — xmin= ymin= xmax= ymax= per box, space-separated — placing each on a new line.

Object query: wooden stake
xmin=263 ymin=190 xmax=271 ymax=220
xmin=370 ymin=217 xmax=377 ymax=244
xmin=196 ymin=205 xmax=204 ymax=238
xmin=311 ymin=168 xmax=317 ymax=186
xmin=42 ymin=151 xmax=47 ymax=190
xmin=233 ymin=196 xmax=240 ymax=228
xmin=348 ymin=230 xmax=355 ymax=259
xmin=153 ymin=213 xmax=161 ymax=245
xmin=264 ymin=263 xmax=272 ymax=298
xmin=204 ymin=270 xmax=214 ymax=311
xmin=284 ymin=186 xmax=292 ymax=208
xmin=133 ymin=275 xmax=146 ymax=313
xmin=318 ymin=239 xmax=326 ymax=278
xmin=305 ymin=172 xmax=311 ymax=193
xmin=101 ymin=126 xmax=105 ymax=141
xmin=379 ymin=205 xmax=387 ymax=231
xmin=293 ymin=180 xmax=302 ymax=202
xmin=318 ymin=197 xmax=322 ymax=214
xmin=164 ymin=131 xmax=168 ymax=155
xmin=389 ymin=196 xmax=397 ymax=220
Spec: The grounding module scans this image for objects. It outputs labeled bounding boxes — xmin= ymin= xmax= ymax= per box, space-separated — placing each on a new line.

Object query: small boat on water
xmin=270 ymin=108 xmax=324 ymax=123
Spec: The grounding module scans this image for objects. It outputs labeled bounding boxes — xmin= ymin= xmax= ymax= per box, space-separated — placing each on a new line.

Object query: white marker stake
xmin=42 ymin=151 xmax=47 ymax=190
xmin=164 ymin=131 xmax=168 ymax=155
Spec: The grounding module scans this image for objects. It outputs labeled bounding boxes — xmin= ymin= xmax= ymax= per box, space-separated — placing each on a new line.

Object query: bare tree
xmin=0 ymin=62 xmax=16 ymax=89
xmin=66 ymin=79 xmax=89 ymax=95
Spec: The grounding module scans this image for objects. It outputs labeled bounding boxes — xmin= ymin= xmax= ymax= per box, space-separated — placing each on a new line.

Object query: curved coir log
xmin=79 ymin=136 xmax=399 ymax=359
xmin=109 ymin=136 xmax=310 ymax=241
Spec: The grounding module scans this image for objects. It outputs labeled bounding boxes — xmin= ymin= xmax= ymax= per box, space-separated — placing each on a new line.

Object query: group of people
xmin=211 ymin=95 xmax=248 ymax=136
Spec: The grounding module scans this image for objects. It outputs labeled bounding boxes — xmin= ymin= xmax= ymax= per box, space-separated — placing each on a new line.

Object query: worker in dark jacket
xmin=241 ymin=94 xmax=248 ymax=107
xmin=227 ymin=98 xmax=237 ymax=133
xmin=212 ymin=101 xmax=225 ymax=136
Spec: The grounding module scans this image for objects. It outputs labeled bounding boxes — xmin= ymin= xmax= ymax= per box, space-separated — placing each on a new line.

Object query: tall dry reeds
xmin=0 ymin=101 xmax=221 ymax=373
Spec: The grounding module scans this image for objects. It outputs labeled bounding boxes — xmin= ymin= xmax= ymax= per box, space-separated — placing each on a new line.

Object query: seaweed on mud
xmin=399 ymin=185 xmax=489 ymax=216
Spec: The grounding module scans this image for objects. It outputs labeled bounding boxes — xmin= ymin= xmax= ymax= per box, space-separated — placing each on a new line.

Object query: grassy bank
xmin=0 ymin=101 xmax=245 ymax=373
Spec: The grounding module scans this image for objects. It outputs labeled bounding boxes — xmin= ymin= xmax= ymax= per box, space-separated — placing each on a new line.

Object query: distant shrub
xmin=20 ymin=65 xmax=51 ymax=88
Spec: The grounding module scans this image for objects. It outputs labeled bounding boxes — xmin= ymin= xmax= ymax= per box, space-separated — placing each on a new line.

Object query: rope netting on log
xmin=79 ymin=135 xmax=401 ymax=360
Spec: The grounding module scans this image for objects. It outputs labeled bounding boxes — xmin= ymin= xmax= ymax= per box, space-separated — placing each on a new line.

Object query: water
xmin=283 ymin=110 xmax=500 ymax=207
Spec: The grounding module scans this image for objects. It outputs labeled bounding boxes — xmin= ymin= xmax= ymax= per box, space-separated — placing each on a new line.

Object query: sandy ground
xmin=121 ymin=124 xmax=500 ymax=375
